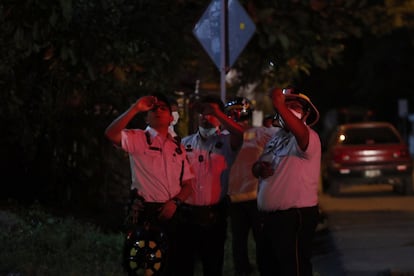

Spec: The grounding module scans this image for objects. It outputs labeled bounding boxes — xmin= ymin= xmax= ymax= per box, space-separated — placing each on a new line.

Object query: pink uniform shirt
xmin=182 ymin=131 xmax=238 ymax=206
xmin=257 ymin=127 xmax=321 ymax=210
xmin=121 ymin=127 xmax=194 ymax=202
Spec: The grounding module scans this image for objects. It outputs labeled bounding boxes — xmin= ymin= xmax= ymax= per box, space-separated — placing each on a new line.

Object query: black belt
xmin=179 ymin=201 xmax=228 ymax=226
xmin=260 ymin=205 xmax=318 ymax=214
xmin=143 ymin=201 xmax=164 ymax=209
xmin=136 ymin=202 xmax=165 ymax=223
xmin=181 ymin=202 xmax=224 ymax=212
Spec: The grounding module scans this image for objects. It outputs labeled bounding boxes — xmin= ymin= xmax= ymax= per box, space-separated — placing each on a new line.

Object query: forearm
xmin=173 ymin=179 xmax=193 ymax=202
xmin=274 ymin=101 xmax=309 ymax=151
xmin=216 ymin=110 xmax=244 ymax=134
xmin=215 ymin=110 xmax=244 ymax=148
xmin=105 ymin=104 xmax=140 ymax=145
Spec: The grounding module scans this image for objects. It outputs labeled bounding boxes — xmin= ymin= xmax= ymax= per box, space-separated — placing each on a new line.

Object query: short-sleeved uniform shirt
xmin=181 ymin=131 xmax=239 ymax=206
xmin=257 ymin=127 xmax=321 ymax=211
xmin=121 ymin=126 xmax=194 ymax=203
xmin=228 ymin=126 xmax=279 ymax=202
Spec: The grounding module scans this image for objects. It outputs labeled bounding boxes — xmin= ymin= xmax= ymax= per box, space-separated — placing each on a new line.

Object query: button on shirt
xmin=121 ymin=127 xmax=194 ymax=203
xmin=257 ymin=127 xmax=321 ymax=211
xmin=182 ymin=131 xmax=238 ymax=206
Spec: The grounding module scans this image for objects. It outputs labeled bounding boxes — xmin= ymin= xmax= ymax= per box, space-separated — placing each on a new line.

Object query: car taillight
xmin=332 ymin=150 xmax=349 ymax=162
xmin=397 ymin=148 xmax=410 ymax=158
xmin=397 ymin=165 xmax=408 ymax=171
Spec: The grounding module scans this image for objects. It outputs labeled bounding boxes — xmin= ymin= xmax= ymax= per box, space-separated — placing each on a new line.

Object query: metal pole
xmin=220 ymin=0 xmax=227 ymax=103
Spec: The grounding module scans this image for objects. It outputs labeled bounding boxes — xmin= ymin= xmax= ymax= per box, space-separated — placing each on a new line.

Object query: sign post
xmin=220 ymin=0 xmax=227 ymax=103
xmin=193 ymin=0 xmax=255 ymax=102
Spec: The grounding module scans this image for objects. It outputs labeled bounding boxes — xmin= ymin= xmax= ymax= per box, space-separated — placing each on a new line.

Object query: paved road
xmin=312 ymin=185 xmax=414 ymax=276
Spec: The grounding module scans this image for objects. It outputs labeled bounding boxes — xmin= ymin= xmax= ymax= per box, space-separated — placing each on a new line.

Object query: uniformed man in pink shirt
xmin=175 ymin=94 xmax=244 ymax=276
xmin=226 ymin=97 xmax=279 ymax=276
xmin=105 ymin=92 xmax=194 ymax=275
xmin=252 ymin=87 xmax=321 ymax=276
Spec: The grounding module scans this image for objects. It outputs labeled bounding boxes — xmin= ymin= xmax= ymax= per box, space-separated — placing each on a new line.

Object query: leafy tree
xmin=235 ymin=0 xmax=414 ymax=89
xmin=1 ymin=0 xmax=413 ymax=220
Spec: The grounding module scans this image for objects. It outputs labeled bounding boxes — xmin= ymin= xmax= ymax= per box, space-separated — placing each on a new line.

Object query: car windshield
xmin=339 ymin=126 xmax=401 ymax=145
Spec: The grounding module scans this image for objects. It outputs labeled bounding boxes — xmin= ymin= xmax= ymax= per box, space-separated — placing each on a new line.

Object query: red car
xmin=322 ymin=121 xmax=413 ymax=196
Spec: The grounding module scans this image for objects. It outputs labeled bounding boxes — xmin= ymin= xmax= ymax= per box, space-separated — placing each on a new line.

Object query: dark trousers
xmin=229 ymin=199 xmax=262 ymax=275
xmin=258 ymin=205 xmax=319 ymax=276
xmin=174 ymin=202 xmax=228 ymax=276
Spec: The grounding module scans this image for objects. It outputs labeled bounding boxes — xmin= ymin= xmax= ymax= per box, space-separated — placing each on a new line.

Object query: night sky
xmin=300 ymin=29 xmax=414 ymax=139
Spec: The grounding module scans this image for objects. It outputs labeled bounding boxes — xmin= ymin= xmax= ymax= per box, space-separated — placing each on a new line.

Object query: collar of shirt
xmin=145 ymin=126 xmax=174 ymax=141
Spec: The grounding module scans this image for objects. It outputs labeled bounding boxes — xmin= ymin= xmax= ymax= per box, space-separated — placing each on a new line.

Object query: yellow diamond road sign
xmin=193 ymin=0 xmax=256 ymax=69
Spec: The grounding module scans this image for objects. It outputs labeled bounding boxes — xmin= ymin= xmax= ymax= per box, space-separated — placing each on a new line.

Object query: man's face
xmin=286 ymin=100 xmax=304 ymax=112
xmin=147 ymin=102 xmax=173 ymax=128
xmin=285 ymin=100 xmax=306 ymax=119
xmin=198 ymin=113 xmax=220 ymax=129
xmin=195 ymin=102 xmax=221 ymax=128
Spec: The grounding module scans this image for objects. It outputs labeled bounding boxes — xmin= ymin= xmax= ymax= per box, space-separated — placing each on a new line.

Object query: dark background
xmin=1 ymin=0 xmax=414 ymax=229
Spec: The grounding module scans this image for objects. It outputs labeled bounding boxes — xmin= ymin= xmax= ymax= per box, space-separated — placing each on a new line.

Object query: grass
xmin=0 ymin=203 xmax=125 ymax=276
xmin=0 ymin=202 xmax=259 ymax=276
xmin=1 ymin=202 xmax=324 ymax=276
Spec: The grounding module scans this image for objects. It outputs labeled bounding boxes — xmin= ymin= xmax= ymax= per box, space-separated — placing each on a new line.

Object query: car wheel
xmin=403 ymin=176 xmax=414 ymax=195
xmin=328 ymin=180 xmax=341 ymax=197
xmin=393 ymin=176 xmax=413 ymax=195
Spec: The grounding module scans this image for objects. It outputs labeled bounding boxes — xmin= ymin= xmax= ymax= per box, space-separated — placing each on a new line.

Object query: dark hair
xmin=149 ymin=92 xmax=172 ymax=113
xmin=199 ymin=94 xmax=225 ymax=112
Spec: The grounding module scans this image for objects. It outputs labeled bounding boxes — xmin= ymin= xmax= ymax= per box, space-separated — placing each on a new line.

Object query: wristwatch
xmin=172 ymin=197 xmax=182 ymax=207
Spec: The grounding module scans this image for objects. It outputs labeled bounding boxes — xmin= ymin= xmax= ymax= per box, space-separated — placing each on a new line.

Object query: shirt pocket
xmin=143 ymin=148 xmax=162 ymax=168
